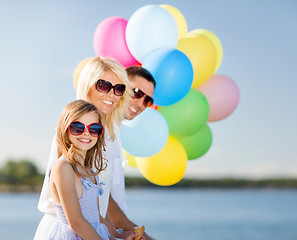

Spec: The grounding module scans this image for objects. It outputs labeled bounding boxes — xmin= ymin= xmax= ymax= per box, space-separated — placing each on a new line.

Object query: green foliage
xmin=0 ymin=159 xmax=42 ymax=185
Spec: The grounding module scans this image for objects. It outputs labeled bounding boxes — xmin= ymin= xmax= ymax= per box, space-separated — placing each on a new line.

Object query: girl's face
xmin=87 ymin=70 xmax=123 ymax=115
xmin=68 ymin=111 xmax=100 ymax=158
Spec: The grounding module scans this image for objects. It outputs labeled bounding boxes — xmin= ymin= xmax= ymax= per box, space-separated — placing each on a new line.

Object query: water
xmin=0 ymin=189 xmax=297 ymax=240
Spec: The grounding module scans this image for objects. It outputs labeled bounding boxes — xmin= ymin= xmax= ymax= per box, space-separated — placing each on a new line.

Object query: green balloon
xmin=158 ymin=89 xmax=209 ymax=137
xmin=177 ymin=124 xmax=212 ymax=160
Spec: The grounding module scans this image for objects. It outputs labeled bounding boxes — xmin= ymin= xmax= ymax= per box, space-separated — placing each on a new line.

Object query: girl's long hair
xmin=76 ymin=56 xmax=132 ymax=140
xmin=56 ymin=100 xmax=106 ymax=177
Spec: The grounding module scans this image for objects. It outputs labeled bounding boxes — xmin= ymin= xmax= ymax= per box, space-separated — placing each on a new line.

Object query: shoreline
xmin=1 ymin=177 xmax=297 ymax=193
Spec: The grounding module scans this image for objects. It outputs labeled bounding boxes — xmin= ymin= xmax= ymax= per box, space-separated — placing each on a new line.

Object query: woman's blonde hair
xmin=56 ymin=100 xmax=106 ymax=177
xmin=76 ymin=56 xmax=132 ymax=140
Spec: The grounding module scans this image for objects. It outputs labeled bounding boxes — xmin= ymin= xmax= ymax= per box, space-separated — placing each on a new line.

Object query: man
xmin=107 ymin=66 xmax=156 ymax=240
xmin=124 ymin=66 xmax=155 ymax=120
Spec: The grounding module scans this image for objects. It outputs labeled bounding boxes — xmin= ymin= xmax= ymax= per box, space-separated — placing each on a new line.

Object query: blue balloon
xmin=142 ymin=47 xmax=193 ymax=106
xmin=120 ymin=108 xmax=169 ymax=157
xmin=126 ymin=5 xmax=178 ymax=62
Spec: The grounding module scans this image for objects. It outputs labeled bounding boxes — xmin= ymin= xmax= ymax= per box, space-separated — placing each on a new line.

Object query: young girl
xmin=48 ymin=99 xmax=110 ymax=240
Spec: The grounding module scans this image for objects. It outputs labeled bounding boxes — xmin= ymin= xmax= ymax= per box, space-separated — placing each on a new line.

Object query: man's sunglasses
xmin=132 ymin=88 xmax=154 ymax=107
xmin=96 ymin=79 xmax=126 ymax=96
xmin=68 ymin=121 xmax=104 ymax=137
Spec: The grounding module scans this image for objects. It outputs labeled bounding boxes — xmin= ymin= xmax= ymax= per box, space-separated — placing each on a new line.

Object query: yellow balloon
xmin=160 ymin=4 xmax=188 ymax=39
xmin=188 ymin=29 xmax=223 ymax=72
xmin=136 ymin=136 xmax=187 ymax=186
xmin=122 ymin=149 xmax=137 ymax=168
xmin=73 ymin=57 xmax=93 ymax=90
xmin=177 ymin=34 xmax=217 ymax=87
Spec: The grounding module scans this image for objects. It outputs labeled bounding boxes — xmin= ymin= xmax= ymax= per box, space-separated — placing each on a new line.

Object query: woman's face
xmin=87 ymin=70 xmax=123 ymax=115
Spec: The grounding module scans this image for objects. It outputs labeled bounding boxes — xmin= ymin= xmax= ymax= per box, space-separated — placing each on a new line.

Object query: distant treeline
xmin=0 ymin=159 xmax=44 ymax=192
xmin=125 ymin=177 xmax=297 ymax=189
xmin=1 ymin=160 xmax=297 ymax=192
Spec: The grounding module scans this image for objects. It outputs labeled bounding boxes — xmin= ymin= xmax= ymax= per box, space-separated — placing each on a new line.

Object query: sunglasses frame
xmin=95 ymin=79 xmax=126 ymax=96
xmin=132 ymin=88 xmax=154 ymax=107
xmin=68 ymin=121 xmax=104 ymax=137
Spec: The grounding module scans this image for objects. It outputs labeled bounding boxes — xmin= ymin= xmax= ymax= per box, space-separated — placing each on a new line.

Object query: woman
xmin=34 ymin=57 xmax=133 ymax=239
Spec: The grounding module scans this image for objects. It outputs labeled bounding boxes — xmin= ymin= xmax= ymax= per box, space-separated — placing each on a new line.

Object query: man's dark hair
xmin=126 ymin=66 xmax=156 ymax=88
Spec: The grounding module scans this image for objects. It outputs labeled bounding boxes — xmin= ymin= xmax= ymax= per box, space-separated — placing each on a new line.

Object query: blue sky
xmin=1 ymin=0 xmax=296 ymax=179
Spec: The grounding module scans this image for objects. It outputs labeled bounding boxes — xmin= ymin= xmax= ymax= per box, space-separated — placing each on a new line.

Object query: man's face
xmin=125 ymin=75 xmax=155 ymax=120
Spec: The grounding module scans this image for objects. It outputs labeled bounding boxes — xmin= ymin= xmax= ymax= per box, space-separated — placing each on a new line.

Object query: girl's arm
xmin=51 ymin=161 xmax=103 ymax=240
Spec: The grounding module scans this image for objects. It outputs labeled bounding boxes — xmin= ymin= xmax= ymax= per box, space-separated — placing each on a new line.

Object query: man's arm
xmin=107 ymin=194 xmax=155 ymax=240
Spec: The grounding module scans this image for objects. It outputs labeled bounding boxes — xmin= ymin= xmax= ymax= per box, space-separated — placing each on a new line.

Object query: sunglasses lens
xmin=133 ymin=89 xmax=144 ymax=99
xmin=69 ymin=122 xmax=85 ymax=136
xmin=144 ymin=97 xmax=154 ymax=107
xmin=96 ymin=80 xmax=112 ymax=93
xmin=133 ymin=88 xmax=154 ymax=107
xmin=114 ymin=84 xmax=126 ymax=96
xmin=88 ymin=123 xmax=103 ymax=137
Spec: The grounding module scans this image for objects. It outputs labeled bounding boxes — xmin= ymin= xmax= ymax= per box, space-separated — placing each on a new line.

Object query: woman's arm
xmin=51 ymin=161 xmax=103 ymax=240
xmin=107 ymin=195 xmax=136 ymax=230
xmin=106 ymin=194 xmax=153 ymax=240
xmin=107 ymin=195 xmax=152 ymax=240
xmin=99 ymin=214 xmax=136 ymax=240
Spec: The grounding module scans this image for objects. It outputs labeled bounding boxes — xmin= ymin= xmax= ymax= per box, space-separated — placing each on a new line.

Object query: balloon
xmin=73 ymin=57 xmax=93 ymax=90
xmin=142 ymin=47 xmax=193 ymax=106
xmin=126 ymin=5 xmax=178 ymax=62
xmin=177 ymin=124 xmax=212 ymax=160
xmin=198 ymin=74 xmax=240 ymax=122
xmin=177 ymin=33 xmax=217 ymax=88
xmin=158 ymin=88 xmax=209 ymax=137
xmin=160 ymin=4 xmax=188 ymax=39
xmin=93 ymin=17 xmax=140 ymax=68
xmin=120 ymin=108 xmax=169 ymax=157
xmin=136 ymin=136 xmax=187 ymax=186
xmin=122 ymin=149 xmax=137 ymax=168
xmin=188 ymin=29 xmax=223 ymax=72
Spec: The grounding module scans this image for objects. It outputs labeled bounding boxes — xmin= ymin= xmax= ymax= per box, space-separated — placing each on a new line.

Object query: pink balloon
xmin=93 ymin=17 xmax=140 ymax=68
xmin=198 ymin=74 xmax=240 ymax=122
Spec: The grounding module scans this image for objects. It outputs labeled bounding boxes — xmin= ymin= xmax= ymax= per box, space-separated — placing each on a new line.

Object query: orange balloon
xmin=73 ymin=57 xmax=93 ymax=90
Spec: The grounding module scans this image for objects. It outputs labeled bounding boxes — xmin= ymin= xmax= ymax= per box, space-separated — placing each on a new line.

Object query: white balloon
xmin=126 ymin=4 xmax=178 ymax=62
xmin=120 ymin=108 xmax=169 ymax=157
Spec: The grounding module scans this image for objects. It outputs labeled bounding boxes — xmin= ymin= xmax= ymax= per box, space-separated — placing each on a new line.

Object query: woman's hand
xmin=117 ymin=230 xmax=137 ymax=240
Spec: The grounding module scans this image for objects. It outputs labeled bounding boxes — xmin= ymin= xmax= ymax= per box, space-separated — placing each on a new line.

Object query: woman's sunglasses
xmin=68 ymin=121 xmax=104 ymax=137
xmin=132 ymin=88 xmax=154 ymax=107
xmin=96 ymin=79 xmax=126 ymax=96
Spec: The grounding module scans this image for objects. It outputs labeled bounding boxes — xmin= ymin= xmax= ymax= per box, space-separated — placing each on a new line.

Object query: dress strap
xmin=81 ymin=178 xmax=106 ymax=197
